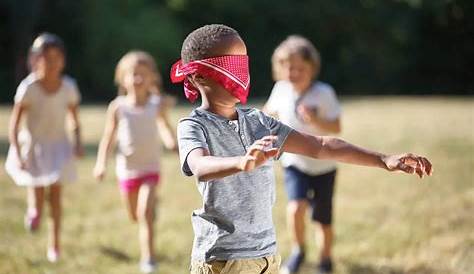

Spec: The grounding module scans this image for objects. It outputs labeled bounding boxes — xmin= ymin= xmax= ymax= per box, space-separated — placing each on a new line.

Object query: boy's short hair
xmin=181 ymin=24 xmax=240 ymax=64
xmin=272 ymin=35 xmax=320 ymax=81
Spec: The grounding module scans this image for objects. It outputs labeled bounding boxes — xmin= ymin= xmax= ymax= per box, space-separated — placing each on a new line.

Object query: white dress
xmin=114 ymin=95 xmax=162 ymax=180
xmin=5 ymin=74 xmax=81 ymax=186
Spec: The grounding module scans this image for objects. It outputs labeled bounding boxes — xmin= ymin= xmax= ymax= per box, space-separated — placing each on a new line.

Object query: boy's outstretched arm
xmin=282 ymin=130 xmax=433 ymax=178
xmin=186 ymin=136 xmax=278 ymax=182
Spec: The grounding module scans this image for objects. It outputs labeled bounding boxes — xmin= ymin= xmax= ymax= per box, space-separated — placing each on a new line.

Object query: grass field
xmin=0 ymin=97 xmax=472 ymax=274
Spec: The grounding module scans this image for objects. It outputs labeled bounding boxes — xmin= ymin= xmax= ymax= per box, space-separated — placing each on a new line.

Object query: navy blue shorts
xmin=284 ymin=166 xmax=337 ymax=225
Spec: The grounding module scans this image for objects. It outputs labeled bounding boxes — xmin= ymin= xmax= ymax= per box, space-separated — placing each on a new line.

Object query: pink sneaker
xmin=47 ymin=247 xmax=60 ymax=263
xmin=24 ymin=210 xmax=40 ymax=232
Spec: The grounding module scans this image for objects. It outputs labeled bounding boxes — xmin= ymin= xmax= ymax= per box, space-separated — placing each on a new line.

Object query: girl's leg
xmin=136 ymin=183 xmax=157 ymax=262
xmin=26 ymin=186 xmax=45 ymax=231
xmin=121 ymin=189 xmax=139 ymax=222
xmin=48 ymin=183 xmax=62 ymax=253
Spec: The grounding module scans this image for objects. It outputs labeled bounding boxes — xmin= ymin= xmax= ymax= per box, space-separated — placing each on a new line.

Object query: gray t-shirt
xmin=177 ymin=107 xmax=293 ymax=262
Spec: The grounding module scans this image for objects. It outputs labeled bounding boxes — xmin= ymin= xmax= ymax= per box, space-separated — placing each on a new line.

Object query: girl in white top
xmin=5 ymin=33 xmax=83 ymax=263
xmin=263 ymin=35 xmax=341 ymax=274
xmin=93 ymin=51 xmax=177 ymax=274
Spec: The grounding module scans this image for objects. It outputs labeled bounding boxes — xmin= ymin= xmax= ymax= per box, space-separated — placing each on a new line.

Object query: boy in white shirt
xmin=264 ymin=35 xmax=341 ymax=274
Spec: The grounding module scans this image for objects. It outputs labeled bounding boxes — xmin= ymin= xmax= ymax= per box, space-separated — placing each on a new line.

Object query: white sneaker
xmin=47 ymin=248 xmax=59 ymax=263
xmin=140 ymin=260 xmax=157 ymax=273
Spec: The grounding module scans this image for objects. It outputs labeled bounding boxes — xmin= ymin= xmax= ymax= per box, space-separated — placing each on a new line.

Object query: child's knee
xmin=287 ymin=200 xmax=307 ymax=216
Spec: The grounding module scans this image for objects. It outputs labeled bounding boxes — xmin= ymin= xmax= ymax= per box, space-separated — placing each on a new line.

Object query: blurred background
xmin=0 ymin=1 xmax=473 ymax=274
xmin=0 ymin=0 xmax=473 ymax=102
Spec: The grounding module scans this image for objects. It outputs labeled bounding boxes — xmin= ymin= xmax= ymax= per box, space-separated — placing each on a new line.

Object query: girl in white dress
xmin=93 ymin=51 xmax=177 ymax=273
xmin=5 ymin=33 xmax=83 ymax=262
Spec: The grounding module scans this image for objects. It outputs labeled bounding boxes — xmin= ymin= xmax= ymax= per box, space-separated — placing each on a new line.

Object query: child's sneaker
xmin=317 ymin=258 xmax=333 ymax=274
xmin=24 ymin=211 xmax=40 ymax=232
xmin=47 ymin=247 xmax=60 ymax=263
xmin=281 ymin=249 xmax=305 ymax=274
xmin=139 ymin=259 xmax=157 ymax=273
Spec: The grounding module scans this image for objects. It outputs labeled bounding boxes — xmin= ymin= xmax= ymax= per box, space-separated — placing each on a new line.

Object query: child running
xmin=93 ymin=51 xmax=177 ymax=273
xmin=171 ymin=24 xmax=432 ymax=274
xmin=5 ymin=33 xmax=83 ymax=263
xmin=264 ymin=35 xmax=341 ymax=274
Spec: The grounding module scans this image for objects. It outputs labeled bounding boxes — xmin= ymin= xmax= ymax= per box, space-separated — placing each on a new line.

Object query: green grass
xmin=0 ymin=97 xmax=472 ymax=274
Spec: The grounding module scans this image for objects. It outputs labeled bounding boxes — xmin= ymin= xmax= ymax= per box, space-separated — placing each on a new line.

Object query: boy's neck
xmin=200 ymin=97 xmax=238 ymax=120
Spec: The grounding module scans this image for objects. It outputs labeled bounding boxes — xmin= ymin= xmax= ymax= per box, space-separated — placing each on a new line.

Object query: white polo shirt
xmin=265 ymin=80 xmax=341 ymax=175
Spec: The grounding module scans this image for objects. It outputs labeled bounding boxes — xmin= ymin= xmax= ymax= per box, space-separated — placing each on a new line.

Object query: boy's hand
xmin=297 ymin=105 xmax=318 ymax=124
xmin=240 ymin=136 xmax=279 ymax=172
xmin=93 ymin=164 xmax=106 ymax=181
xmin=383 ymin=153 xmax=433 ymax=178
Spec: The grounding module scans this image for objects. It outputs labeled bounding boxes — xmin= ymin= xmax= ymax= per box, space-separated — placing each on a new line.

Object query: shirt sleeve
xmin=14 ymin=81 xmax=33 ymax=106
xmin=177 ymin=119 xmax=209 ymax=176
xmin=260 ymin=111 xmax=294 ymax=159
xmin=319 ymin=85 xmax=341 ymax=121
xmin=264 ymin=81 xmax=283 ymax=114
xmin=67 ymin=78 xmax=81 ymax=106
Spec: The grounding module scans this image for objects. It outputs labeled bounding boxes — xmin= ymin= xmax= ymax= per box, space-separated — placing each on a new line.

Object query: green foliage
xmin=0 ymin=0 xmax=472 ymax=103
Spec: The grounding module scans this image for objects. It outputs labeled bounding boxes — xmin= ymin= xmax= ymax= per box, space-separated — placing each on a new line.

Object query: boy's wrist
xmin=379 ymin=154 xmax=390 ymax=170
xmin=237 ymin=156 xmax=246 ymax=172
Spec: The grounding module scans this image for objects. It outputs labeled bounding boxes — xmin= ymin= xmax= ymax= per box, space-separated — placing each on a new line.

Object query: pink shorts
xmin=119 ymin=173 xmax=160 ymax=193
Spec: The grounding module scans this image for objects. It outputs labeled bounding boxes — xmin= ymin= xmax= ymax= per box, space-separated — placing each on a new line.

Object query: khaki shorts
xmin=190 ymin=255 xmax=281 ymax=274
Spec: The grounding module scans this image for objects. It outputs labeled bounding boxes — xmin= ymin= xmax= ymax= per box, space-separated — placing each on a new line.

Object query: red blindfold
xmin=170 ymin=55 xmax=250 ymax=104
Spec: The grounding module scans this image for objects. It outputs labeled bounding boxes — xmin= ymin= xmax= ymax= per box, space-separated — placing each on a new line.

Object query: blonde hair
xmin=271 ymin=35 xmax=320 ymax=81
xmin=114 ymin=50 xmax=163 ymax=95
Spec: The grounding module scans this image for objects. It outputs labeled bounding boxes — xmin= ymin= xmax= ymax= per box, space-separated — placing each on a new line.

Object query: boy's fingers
xmin=247 ymin=145 xmax=265 ymax=155
xmin=264 ymin=148 xmax=279 ymax=158
xmin=397 ymin=162 xmax=415 ymax=174
xmin=421 ymin=157 xmax=433 ymax=176
xmin=253 ymin=140 xmax=271 ymax=147
xmin=260 ymin=135 xmax=278 ymax=143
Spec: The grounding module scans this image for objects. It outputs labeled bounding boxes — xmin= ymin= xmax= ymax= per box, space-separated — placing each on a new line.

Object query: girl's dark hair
xmin=28 ymin=32 xmax=65 ymax=71
xmin=30 ymin=32 xmax=65 ymax=54
xmin=181 ymin=24 xmax=240 ymax=63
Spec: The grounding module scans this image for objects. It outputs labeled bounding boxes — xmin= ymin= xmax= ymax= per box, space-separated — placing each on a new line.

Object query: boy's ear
xmin=188 ymin=74 xmax=205 ymax=87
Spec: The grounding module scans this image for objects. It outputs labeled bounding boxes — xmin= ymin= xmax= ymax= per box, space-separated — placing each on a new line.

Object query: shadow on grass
xmin=99 ymin=246 xmax=132 ymax=262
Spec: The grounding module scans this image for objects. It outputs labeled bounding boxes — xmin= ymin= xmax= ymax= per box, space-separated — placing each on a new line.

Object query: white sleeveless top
xmin=115 ymin=95 xmax=162 ymax=179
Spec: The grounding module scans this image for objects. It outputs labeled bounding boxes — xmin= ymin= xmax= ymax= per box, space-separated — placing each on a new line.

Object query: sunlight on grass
xmin=0 ymin=97 xmax=472 ymax=274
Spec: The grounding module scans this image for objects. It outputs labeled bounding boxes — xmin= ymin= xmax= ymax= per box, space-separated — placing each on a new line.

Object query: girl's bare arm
xmin=157 ymin=106 xmax=177 ymax=151
xmin=68 ymin=104 xmax=84 ymax=157
xmin=8 ymin=103 xmax=26 ymax=167
xmin=93 ymin=101 xmax=118 ymax=180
